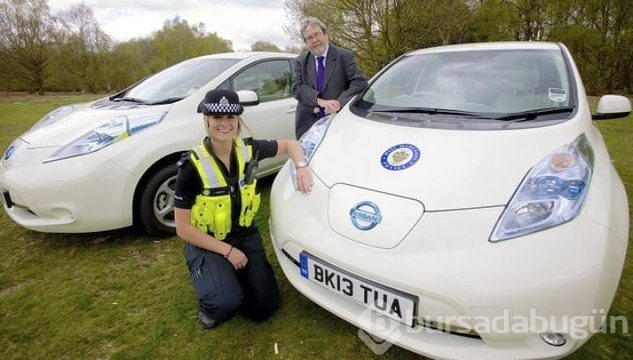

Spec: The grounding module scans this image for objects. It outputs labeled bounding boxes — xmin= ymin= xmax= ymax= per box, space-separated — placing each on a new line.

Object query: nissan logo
xmin=4 ymin=145 xmax=15 ymax=160
xmin=350 ymin=201 xmax=382 ymax=231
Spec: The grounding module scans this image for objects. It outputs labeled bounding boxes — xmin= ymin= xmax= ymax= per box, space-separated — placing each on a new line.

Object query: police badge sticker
xmin=380 ymin=144 xmax=420 ymax=171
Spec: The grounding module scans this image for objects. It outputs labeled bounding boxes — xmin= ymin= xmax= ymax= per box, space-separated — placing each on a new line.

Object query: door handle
xmin=286 ymin=107 xmax=296 ymax=113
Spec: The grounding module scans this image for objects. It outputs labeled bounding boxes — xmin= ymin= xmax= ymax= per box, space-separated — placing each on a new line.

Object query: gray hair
xmin=300 ymin=17 xmax=327 ymax=42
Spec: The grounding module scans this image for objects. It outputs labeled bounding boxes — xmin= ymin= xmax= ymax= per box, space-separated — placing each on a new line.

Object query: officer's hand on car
xmin=295 ymin=166 xmax=313 ymax=194
xmin=225 ymin=246 xmax=248 ymax=270
xmin=276 ymin=140 xmax=313 ymax=194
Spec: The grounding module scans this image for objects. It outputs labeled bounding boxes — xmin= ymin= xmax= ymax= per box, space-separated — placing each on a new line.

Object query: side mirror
xmin=592 ymin=95 xmax=631 ymax=120
xmin=237 ymin=90 xmax=260 ymax=107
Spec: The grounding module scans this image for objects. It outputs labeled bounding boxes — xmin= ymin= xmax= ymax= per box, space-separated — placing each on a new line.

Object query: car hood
xmin=311 ymin=109 xmax=585 ymax=212
xmin=20 ymin=100 xmax=170 ymax=148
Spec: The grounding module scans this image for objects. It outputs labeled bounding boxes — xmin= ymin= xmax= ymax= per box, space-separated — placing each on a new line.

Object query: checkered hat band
xmin=203 ymin=102 xmax=241 ymax=114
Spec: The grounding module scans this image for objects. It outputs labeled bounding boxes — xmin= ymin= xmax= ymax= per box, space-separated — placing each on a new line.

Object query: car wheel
xmin=139 ymin=164 xmax=178 ymax=236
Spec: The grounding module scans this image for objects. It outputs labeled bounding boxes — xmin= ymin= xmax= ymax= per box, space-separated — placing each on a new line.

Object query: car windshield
xmin=358 ymin=49 xmax=572 ymax=118
xmin=120 ymin=58 xmax=239 ymax=103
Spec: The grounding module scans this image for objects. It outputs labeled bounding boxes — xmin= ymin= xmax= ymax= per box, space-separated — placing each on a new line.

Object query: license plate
xmin=300 ymin=252 xmax=417 ymax=326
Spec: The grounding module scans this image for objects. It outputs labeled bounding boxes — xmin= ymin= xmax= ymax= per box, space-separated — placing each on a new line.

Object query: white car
xmin=270 ymin=42 xmax=630 ymax=359
xmin=0 ymin=52 xmax=297 ymax=235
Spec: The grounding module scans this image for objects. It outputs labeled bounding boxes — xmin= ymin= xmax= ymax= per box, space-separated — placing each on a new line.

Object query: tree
xmin=284 ymin=44 xmax=303 ymax=54
xmin=548 ymin=0 xmax=633 ymax=93
xmin=251 ymin=40 xmax=282 ymax=52
xmin=150 ymin=16 xmax=232 ymax=71
xmin=283 ymin=0 xmax=471 ymax=76
xmin=53 ymin=3 xmax=112 ymax=92
xmin=0 ymin=0 xmax=56 ymax=94
xmin=108 ymin=38 xmax=156 ymax=91
xmin=469 ymin=0 xmax=522 ymax=41
xmin=104 ymin=16 xmax=234 ymax=92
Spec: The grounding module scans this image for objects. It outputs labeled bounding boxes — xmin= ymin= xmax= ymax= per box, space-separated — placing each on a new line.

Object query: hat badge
xmin=219 ymin=96 xmax=230 ymax=105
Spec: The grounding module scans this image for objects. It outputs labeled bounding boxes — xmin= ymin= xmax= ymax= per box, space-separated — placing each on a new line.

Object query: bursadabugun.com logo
xmin=357 ymin=306 xmax=401 ymax=355
xmin=357 ymin=306 xmax=629 ymax=355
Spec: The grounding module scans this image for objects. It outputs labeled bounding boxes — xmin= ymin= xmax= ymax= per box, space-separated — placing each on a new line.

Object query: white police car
xmin=269 ymin=42 xmax=630 ymax=359
xmin=0 ymin=52 xmax=297 ymax=235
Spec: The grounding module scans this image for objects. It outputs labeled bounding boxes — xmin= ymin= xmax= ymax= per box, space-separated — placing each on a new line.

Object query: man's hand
xmin=317 ymin=98 xmax=341 ymax=114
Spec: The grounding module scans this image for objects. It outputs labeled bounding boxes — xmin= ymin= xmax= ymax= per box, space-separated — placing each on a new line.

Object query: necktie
xmin=316 ymin=56 xmax=325 ymax=118
xmin=316 ymin=56 xmax=325 ymax=92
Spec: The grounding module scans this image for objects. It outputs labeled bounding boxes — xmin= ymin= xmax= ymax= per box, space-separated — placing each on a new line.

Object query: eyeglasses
xmin=305 ymin=31 xmax=324 ymax=42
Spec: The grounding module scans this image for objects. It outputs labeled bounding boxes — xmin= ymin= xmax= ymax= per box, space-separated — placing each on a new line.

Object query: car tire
xmin=139 ymin=163 xmax=178 ymax=236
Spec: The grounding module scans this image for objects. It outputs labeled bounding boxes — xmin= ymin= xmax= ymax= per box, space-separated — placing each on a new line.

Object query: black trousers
xmin=184 ymin=231 xmax=280 ymax=323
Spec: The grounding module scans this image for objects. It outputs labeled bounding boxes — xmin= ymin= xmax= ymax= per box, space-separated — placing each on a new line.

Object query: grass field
xmin=0 ymin=93 xmax=631 ymax=359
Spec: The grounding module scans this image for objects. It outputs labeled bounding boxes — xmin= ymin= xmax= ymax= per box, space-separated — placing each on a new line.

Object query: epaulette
xmin=177 ymin=151 xmax=192 ymax=167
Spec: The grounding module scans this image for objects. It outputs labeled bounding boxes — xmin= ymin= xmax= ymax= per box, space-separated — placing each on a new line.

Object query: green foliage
xmin=547 ymin=0 xmax=633 ymax=94
xmin=150 ymin=17 xmax=232 ymax=72
xmin=108 ymin=38 xmax=156 ymax=91
xmin=49 ymin=3 xmax=113 ymax=93
xmin=469 ymin=0 xmax=521 ymax=41
xmin=0 ymin=0 xmax=56 ymax=94
xmin=285 ymin=0 xmax=633 ymax=92
xmin=1 ymin=0 xmax=632 ymax=93
xmin=0 ymin=4 xmax=234 ymax=94
xmin=251 ymin=40 xmax=282 ymax=52
xmin=105 ymin=18 xmax=232 ymax=92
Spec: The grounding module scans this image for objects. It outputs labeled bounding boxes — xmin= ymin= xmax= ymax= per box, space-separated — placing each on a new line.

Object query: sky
xmin=47 ymin=0 xmax=302 ymax=51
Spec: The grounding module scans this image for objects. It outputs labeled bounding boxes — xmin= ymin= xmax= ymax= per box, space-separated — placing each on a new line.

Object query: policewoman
xmin=174 ymin=89 xmax=313 ymax=329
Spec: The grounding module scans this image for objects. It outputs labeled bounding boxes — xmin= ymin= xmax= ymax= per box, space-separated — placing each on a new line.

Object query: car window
xmin=360 ymin=49 xmax=571 ymax=114
xmin=125 ymin=58 xmax=238 ymax=103
xmin=217 ymin=78 xmax=231 ymax=90
xmin=232 ymin=60 xmax=292 ymax=102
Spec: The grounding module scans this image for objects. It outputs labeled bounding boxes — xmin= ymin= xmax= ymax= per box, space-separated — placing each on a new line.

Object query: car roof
xmin=408 ymin=41 xmax=561 ymax=56
xmin=195 ymin=51 xmax=296 ymax=61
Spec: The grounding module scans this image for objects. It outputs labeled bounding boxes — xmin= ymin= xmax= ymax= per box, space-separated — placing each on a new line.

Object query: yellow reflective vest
xmin=189 ymin=138 xmax=261 ymax=240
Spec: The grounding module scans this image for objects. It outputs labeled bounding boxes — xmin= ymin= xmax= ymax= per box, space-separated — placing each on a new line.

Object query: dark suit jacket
xmin=292 ymin=44 xmax=368 ymax=139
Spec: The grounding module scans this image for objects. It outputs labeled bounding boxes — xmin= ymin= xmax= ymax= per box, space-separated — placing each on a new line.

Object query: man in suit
xmin=292 ymin=17 xmax=368 ymax=139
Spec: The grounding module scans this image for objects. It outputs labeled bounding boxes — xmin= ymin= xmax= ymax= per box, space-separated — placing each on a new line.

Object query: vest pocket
xmin=212 ymin=196 xmax=231 ymax=240
xmin=251 ymin=193 xmax=261 ymax=217
xmin=191 ymin=202 xmax=214 ymax=233
xmin=191 ymin=195 xmax=232 ymax=240
xmin=239 ymin=185 xmax=260 ymax=227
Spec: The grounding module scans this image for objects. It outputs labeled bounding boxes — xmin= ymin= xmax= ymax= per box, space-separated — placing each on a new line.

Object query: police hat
xmin=197 ymin=89 xmax=244 ymax=116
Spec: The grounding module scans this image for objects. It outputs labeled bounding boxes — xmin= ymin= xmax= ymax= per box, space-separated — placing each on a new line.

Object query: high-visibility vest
xmin=189 ymin=138 xmax=261 ymax=240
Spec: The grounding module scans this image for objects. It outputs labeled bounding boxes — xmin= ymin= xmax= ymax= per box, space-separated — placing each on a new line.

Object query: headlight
xmin=299 ymin=115 xmax=334 ymax=161
xmin=490 ymin=134 xmax=594 ymax=242
xmin=290 ymin=115 xmax=334 ymax=186
xmin=44 ymin=112 xmax=165 ymax=163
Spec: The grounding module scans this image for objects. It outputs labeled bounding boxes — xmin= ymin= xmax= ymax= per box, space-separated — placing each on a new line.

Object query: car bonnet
xmin=19 ymin=102 xmax=171 ymax=148
xmin=310 ymin=110 xmax=587 ymax=213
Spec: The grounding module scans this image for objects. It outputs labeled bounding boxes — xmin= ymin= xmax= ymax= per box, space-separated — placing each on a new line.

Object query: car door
xmin=224 ymin=58 xmax=297 ymax=175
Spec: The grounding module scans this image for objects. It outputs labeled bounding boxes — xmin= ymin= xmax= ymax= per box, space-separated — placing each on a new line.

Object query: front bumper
xmin=0 ymin=144 xmax=138 ymax=232
xmin=269 ymin=164 xmax=627 ymax=360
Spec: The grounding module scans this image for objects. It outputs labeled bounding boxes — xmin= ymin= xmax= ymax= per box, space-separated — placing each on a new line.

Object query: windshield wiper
xmin=372 ymin=107 xmax=485 ymax=118
xmin=493 ymin=106 xmax=574 ymax=121
xmin=112 ymin=96 xmax=147 ymax=104
xmin=147 ymin=96 xmax=185 ymax=105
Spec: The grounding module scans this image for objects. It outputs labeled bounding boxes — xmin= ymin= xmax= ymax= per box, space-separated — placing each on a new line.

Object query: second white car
xmin=1 ymin=52 xmax=297 ymax=235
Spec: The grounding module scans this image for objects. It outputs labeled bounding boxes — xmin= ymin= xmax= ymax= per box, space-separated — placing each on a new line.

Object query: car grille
xmin=1 ymin=188 xmax=13 ymax=208
xmin=417 ymin=319 xmax=482 ymax=340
